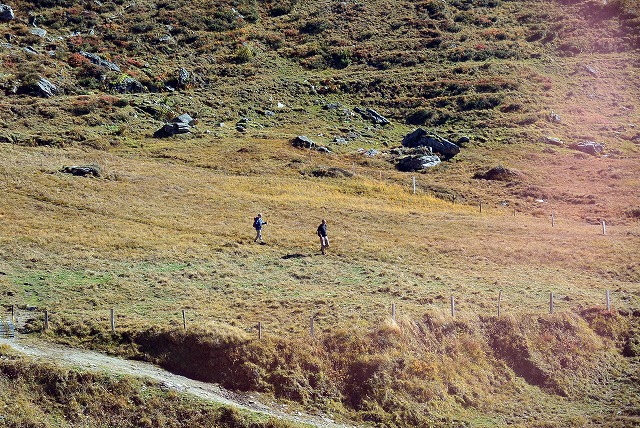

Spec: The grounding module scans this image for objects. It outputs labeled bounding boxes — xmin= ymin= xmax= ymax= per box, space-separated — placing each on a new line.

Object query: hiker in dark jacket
xmin=317 ymin=219 xmax=329 ymax=255
xmin=253 ymin=213 xmax=267 ymax=243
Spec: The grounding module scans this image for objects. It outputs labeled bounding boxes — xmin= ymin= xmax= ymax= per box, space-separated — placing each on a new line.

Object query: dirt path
xmin=0 ymin=334 xmax=353 ymax=428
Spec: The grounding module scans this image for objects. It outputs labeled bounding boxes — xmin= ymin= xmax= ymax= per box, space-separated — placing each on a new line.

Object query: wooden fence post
xmin=479 ymin=202 xmax=483 ymax=213
xmin=310 ymin=316 xmax=315 ymax=337
xmin=549 ymin=292 xmax=554 ymax=314
xmin=513 ymin=207 xmax=516 ymax=217
xmin=606 ymin=290 xmax=611 ymax=313
xmin=391 ymin=303 xmax=396 ymax=322
xmin=450 ymin=296 xmax=455 ymax=318
xmin=412 ymin=176 xmax=416 ymax=194
xmin=44 ymin=309 xmax=49 ymax=331
xmin=602 ymin=220 xmax=606 ymax=235
xmin=11 ymin=305 xmax=15 ymax=324
xmin=551 ymin=211 xmax=555 ymax=227
xmin=110 ymin=308 xmax=115 ymax=333
xmin=258 ymin=321 xmax=262 ymax=339
xmin=497 ymin=290 xmax=502 ymax=317
xmin=182 ymin=310 xmax=187 ymax=330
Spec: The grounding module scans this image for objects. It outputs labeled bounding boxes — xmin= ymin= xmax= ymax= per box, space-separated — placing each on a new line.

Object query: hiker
xmin=253 ymin=213 xmax=267 ymax=243
xmin=317 ymin=219 xmax=329 ymax=255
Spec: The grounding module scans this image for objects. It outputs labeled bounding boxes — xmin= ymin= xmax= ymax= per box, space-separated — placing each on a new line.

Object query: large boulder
xmin=0 ymin=4 xmax=14 ymax=21
xmin=154 ymin=114 xmax=194 ymax=138
xmin=570 ymin=141 xmax=604 ymax=155
xmin=397 ymin=154 xmax=441 ymax=172
xmin=111 ymin=77 xmax=145 ymax=93
xmin=402 ymin=128 xmax=460 ymax=160
xmin=292 ymin=135 xmax=317 ymax=149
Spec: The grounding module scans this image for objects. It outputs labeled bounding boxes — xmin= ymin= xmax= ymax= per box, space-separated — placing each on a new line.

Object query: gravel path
xmin=0 ymin=335 xmax=353 ymax=428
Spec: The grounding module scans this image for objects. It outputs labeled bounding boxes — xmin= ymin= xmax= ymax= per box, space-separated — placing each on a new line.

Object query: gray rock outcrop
xmin=570 ymin=141 xmax=604 ymax=155
xmin=397 ymin=154 xmax=441 ymax=172
xmin=34 ymin=77 xmax=59 ymax=98
xmin=402 ymin=128 xmax=460 ymax=160
xmin=79 ymin=51 xmax=121 ymax=72
xmin=292 ymin=135 xmax=317 ymax=149
xmin=354 ymin=107 xmax=390 ymax=125
xmin=111 ymin=77 xmax=144 ymax=93
xmin=154 ymin=114 xmax=195 ymax=137
xmin=0 ymin=4 xmax=14 ymax=21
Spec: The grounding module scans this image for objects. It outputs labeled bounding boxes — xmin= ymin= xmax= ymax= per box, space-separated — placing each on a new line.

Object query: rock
xmin=292 ymin=135 xmax=317 ymax=149
xmin=583 ymin=65 xmax=598 ymax=77
xmin=29 ymin=27 xmax=46 ymax=38
xmin=323 ymin=103 xmax=341 ymax=110
xmin=154 ymin=114 xmax=194 ymax=137
xmin=457 ymin=136 xmax=470 ymax=146
xmin=177 ymin=67 xmax=190 ymax=87
xmin=23 ymin=46 xmax=38 ymax=55
xmin=173 ymin=113 xmax=196 ymax=126
xmin=549 ymin=111 xmax=561 ymax=123
xmin=397 ymin=154 xmax=441 ymax=171
xmin=263 ymin=110 xmax=275 ymax=117
xmin=473 ymin=166 xmax=521 ymax=181
xmin=354 ymin=107 xmax=390 ymax=125
xmin=570 ymin=141 xmax=604 ymax=155
xmin=541 ymin=136 xmax=564 ymax=146
xmin=61 ymin=165 xmax=101 ymax=177
xmin=34 ymin=77 xmax=59 ymax=98
xmin=0 ymin=4 xmax=14 ymax=21
xmin=333 ymin=137 xmax=347 ymax=144
xmin=236 ymin=125 xmax=246 ymax=132
xmin=402 ymin=128 xmax=460 ymax=160
xmin=79 ymin=51 xmax=121 ymax=72
xmin=359 ymin=148 xmax=380 ymax=157
xmin=316 ymin=146 xmax=333 ymax=153
xmin=111 ymin=77 xmax=144 ymax=93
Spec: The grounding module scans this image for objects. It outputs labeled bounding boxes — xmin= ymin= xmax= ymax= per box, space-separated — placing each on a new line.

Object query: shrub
xmin=234 ymin=44 xmax=254 ymax=63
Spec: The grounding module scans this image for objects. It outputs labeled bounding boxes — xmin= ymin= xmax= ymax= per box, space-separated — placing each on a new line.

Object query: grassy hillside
xmin=1 ymin=0 xmax=640 ymax=426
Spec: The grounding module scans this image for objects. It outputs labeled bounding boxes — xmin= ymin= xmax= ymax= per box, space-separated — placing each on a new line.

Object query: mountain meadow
xmin=1 ymin=0 xmax=639 ymax=426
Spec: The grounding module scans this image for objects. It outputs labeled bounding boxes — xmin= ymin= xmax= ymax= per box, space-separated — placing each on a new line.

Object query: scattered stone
xmin=397 ymin=154 xmax=441 ymax=171
xmin=263 ymin=110 xmax=275 ymax=117
xmin=79 ymin=51 xmax=121 ymax=72
xmin=548 ymin=111 xmax=561 ymax=123
xmin=456 ymin=136 xmax=470 ymax=146
xmin=333 ymin=137 xmax=347 ymax=144
xmin=359 ymin=148 xmax=380 ymax=157
xmin=174 ymin=113 xmax=196 ymax=126
xmin=354 ymin=107 xmax=390 ymax=125
xmin=323 ymin=103 xmax=341 ymax=110
xmin=236 ymin=125 xmax=246 ymax=132
xmin=29 ymin=27 xmax=46 ymax=38
xmin=402 ymin=128 xmax=460 ymax=160
xmin=23 ymin=46 xmax=38 ymax=55
xmin=541 ymin=136 xmax=564 ymax=146
xmin=61 ymin=165 xmax=101 ymax=177
xmin=292 ymin=135 xmax=317 ymax=149
xmin=570 ymin=141 xmax=605 ymax=155
xmin=473 ymin=166 xmax=521 ymax=181
xmin=316 ymin=146 xmax=332 ymax=153
xmin=177 ymin=67 xmax=190 ymax=87
xmin=583 ymin=64 xmax=598 ymax=77
xmin=0 ymin=4 xmax=14 ymax=21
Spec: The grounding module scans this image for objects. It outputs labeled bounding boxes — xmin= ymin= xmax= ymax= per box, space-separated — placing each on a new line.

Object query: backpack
xmin=253 ymin=217 xmax=260 ymax=228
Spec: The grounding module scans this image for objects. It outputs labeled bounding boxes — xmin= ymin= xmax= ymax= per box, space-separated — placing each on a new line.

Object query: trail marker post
xmin=391 ymin=303 xmax=396 ymax=322
xmin=549 ymin=292 xmax=554 ymax=314
xmin=450 ymin=296 xmax=455 ymax=318
xmin=310 ymin=316 xmax=315 ymax=337
xmin=412 ymin=176 xmax=416 ymax=194
xmin=480 ymin=202 xmax=483 ymax=213
xmin=606 ymin=290 xmax=611 ymax=313
xmin=551 ymin=211 xmax=555 ymax=227
xmin=258 ymin=322 xmax=262 ymax=339
xmin=11 ymin=305 xmax=15 ymax=324
xmin=182 ymin=310 xmax=187 ymax=330
xmin=497 ymin=290 xmax=502 ymax=317
xmin=602 ymin=220 xmax=606 ymax=235
xmin=44 ymin=310 xmax=49 ymax=331
xmin=110 ymin=308 xmax=115 ymax=333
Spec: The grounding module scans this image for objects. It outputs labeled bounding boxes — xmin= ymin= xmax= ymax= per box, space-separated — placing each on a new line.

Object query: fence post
xmin=549 ymin=292 xmax=554 ymax=314
xmin=11 ymin=305 xmax=15 ymax=324
xmin=44 ymin=309 xmax=49 ymax=331
xmin=513 ymin=207 xmax=516 ymax=217
xmin=258 ymin=321 xmax=262 ymax=339
xmin=497 ymin=290 xmax=502 ymax=317
xmin=602 ymin=220 xmax=606 ymax=235
xmin=412 ymin=176 xmax=416 ymax=194
xmin=479 ymin=202 xmax=483 ymax=213
xmin=450 ymin=296 xmax=455 ymax=318
xmin=391 ymin=303 xmax=396 ymax=322
xmin=310 ymin=316 xmax=315 ymax=337
xmin=606 ymin=290 xmax=611 ymax=313
xmin=182 ymin=309 xmax=187 ymax=330
xmin=110 ymin=308 xmax=115 ymax=333
xmin=551 ymin=211 xmax=555 ymax=227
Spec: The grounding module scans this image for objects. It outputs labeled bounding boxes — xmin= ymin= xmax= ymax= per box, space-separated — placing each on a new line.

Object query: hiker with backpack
xmin=253 ymin=213 xmax=267 ymax=243
xmin=317 ymin=219 xmax=329 ymax=255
